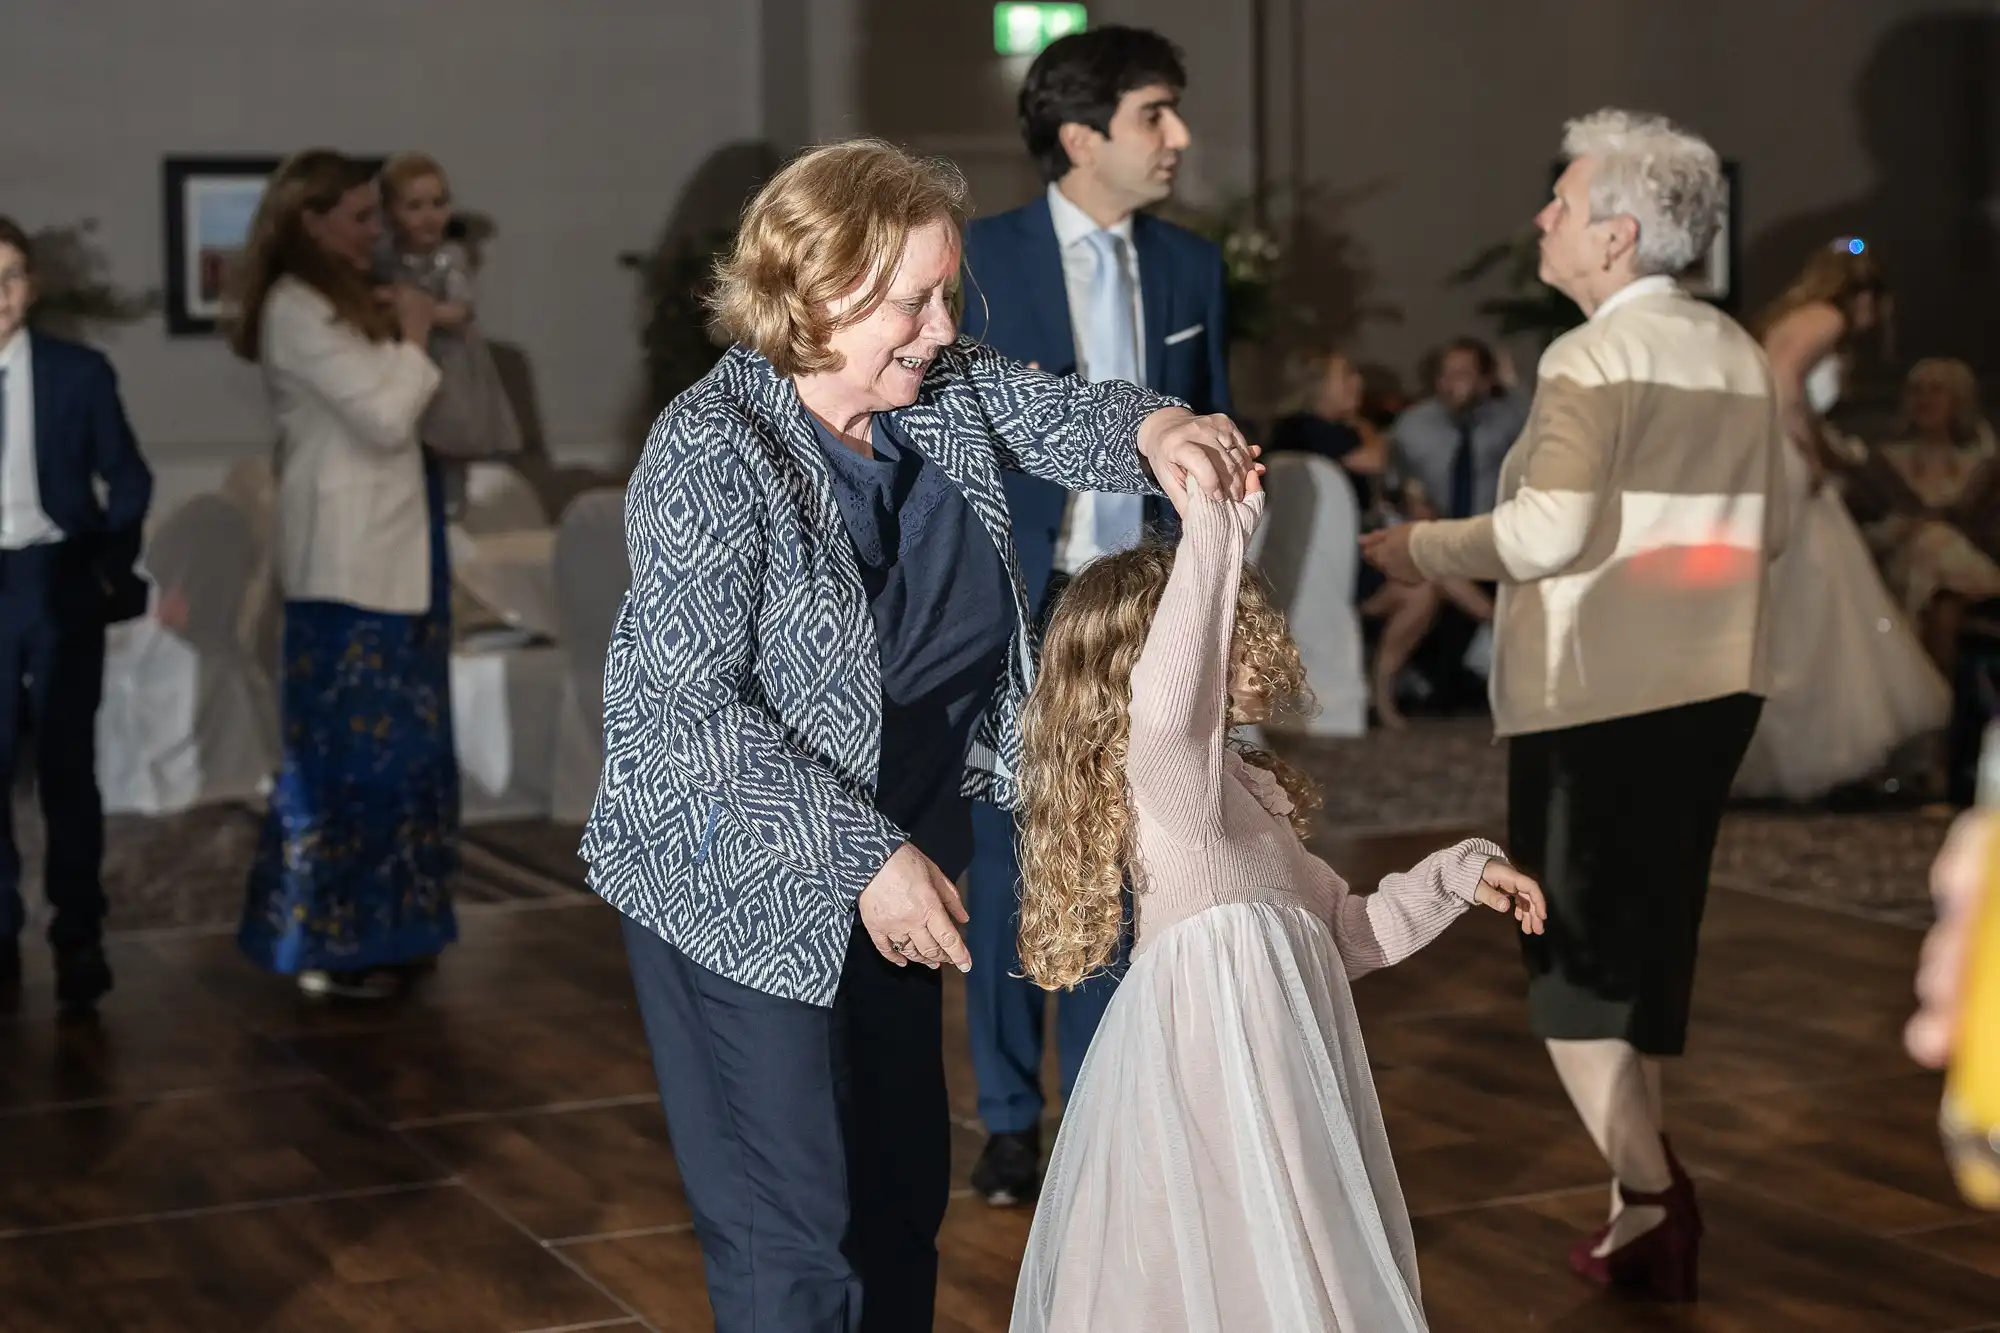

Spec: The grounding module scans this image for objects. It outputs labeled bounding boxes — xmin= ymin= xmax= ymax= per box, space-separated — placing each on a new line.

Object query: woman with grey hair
xmin=583 ymin=138 xmax=1257 ymax=1333
xmin=1364 ymin=108 xmax=1790 ymax=1302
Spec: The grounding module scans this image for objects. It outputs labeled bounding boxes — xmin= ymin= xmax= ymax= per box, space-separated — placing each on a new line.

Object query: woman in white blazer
xmin=226 ymin=149 xmax=459 ymax=1000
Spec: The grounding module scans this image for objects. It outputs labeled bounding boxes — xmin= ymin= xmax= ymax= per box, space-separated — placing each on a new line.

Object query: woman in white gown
xmin=1007 ymin=481 xmax=1547 ymax=1332
xmin=1734 ymin=243 xmax=1950 ymax=800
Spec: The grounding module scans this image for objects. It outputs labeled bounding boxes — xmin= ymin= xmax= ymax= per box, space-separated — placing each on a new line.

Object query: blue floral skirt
xmin=238 ymin=460 xmax=460 ymax=974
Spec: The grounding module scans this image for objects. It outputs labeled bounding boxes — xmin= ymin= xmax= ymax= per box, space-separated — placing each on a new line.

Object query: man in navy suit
xmin=958 ymin=25 xmax=1232 ymax=1206
xmin=0 ymin=217 xmax=153 ymax=1014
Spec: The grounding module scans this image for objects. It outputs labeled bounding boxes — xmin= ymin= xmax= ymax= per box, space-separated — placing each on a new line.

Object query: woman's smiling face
xmin=820 ymin=217 xmax=961 ymax=414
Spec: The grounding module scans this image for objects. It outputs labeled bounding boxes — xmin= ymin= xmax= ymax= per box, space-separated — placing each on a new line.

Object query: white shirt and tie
xmin=1045 ymin=183 xmax=1149 ymax=577
xmin=0 ymin=331 xmax=62 ymax=551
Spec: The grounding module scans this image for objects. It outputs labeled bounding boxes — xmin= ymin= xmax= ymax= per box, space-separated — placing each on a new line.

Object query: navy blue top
xmin=810 ymin=412 xmax=1017 ymax=880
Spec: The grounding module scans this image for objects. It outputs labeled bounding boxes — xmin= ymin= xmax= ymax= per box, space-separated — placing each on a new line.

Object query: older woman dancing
xmin=582 ymin=139 xmax=1256 ymax=1333
xmin=1365 ymin=110 xmax=1788 ymax=1302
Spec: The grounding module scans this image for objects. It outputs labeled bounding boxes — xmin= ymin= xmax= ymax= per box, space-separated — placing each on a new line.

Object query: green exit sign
xmin=994 ymin=3 xmax=1086 ymax=56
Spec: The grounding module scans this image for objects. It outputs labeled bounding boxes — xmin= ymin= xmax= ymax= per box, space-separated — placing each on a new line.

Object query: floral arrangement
xmin=1166 ymin=183 xmax=1400 ymax=362
xmin=1166 ymin=198 xmax=1284 ymax=346
xmin=621 ymin=227 xmax=734 ymax=419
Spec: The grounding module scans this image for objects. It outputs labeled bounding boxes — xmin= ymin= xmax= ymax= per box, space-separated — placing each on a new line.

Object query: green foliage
xmin=1448 ymin=230 xmax=1582 ymax=344
xmin=621 ymin=227 xmax=733 ymax=418
xmin=27 ymin=219 xmax=158 ymax=338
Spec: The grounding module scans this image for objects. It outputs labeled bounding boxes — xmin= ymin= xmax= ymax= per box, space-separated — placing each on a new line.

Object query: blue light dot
xmin=1848 ymin=238 xmax=1866 ymax=255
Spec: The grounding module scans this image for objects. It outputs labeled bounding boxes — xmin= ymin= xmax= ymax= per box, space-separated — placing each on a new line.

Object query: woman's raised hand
xmin=1474 ymin=860 xmax=1548 ymax=935
xmin=858 ymin=843 xmax=973 ymax=971
xmin=1138 ymin=408 xmax=1263 ymax=514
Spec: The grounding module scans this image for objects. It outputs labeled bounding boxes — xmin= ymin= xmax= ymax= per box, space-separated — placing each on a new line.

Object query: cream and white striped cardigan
xmin=1409 ymin=277 xmax=1792 ymax=738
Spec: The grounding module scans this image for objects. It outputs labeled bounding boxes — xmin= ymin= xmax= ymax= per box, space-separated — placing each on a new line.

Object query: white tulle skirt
xmin=1735 ymin=477 xmax=1950 ymax=800
xmin=1009 ymin=901 xmax=1429 ymax=1333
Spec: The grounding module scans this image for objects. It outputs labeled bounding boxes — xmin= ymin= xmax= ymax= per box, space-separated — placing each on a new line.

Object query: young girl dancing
xmin=1009 ymin=479 xmax=1546 ymax=1332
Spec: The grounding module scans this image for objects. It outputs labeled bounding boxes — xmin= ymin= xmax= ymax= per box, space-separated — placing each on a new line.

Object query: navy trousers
xmin=624 ymin=914 xmax=950 ymax=1333
xmin=965 ymin=799 xmax=1118 ymax=1133
xmin=0 ymin=546 xmax=107 ymax=955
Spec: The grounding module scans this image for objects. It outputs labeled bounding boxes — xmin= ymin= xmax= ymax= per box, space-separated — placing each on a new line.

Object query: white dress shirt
xmin=1046 ymin=183 xmax=1149 ymax=576
xmin=0 ymin=331 xmax=62 ymax=550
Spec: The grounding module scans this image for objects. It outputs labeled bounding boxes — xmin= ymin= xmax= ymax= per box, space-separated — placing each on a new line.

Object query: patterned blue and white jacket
xmin=582 ymin=339 xmax=1177 ymax=1005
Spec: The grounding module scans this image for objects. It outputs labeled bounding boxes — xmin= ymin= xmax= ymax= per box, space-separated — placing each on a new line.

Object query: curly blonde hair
xmin=1016 ymin=542 xmax=1320 ymax=992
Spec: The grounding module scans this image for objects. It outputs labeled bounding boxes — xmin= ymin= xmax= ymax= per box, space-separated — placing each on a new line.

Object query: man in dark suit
xmin=0 ymin=216 xmax=153 ymax=1014
xmin=958 ymin=25 xmax=1233 ymax=1206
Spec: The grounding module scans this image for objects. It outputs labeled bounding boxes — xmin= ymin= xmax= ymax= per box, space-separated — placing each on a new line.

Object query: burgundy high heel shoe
xmin=1570 ymin=1138 xmax=1702 ymax=1300
xmin=1598 ymin=1180 xmax=1700 ymax=1300
xmin=1662 ymin=1135 xmax=1703 ymax=1238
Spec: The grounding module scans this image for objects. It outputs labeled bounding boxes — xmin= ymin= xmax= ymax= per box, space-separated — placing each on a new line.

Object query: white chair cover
xmin=450 ymin=527 xmax=560 ymax=640
xmin=1247 ymin=454 xmax=1368 ymax=738
xmin=549 ymin=488 xmax=630 ymax=822
xmin=97 ymin=492 xmax=280 ymax=814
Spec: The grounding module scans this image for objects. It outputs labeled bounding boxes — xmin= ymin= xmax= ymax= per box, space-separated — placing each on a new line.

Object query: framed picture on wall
xmin=1547 ymin=159 xmax=1741 ymax=312
xmin=163 ymin=155 xmax=282 ymax=336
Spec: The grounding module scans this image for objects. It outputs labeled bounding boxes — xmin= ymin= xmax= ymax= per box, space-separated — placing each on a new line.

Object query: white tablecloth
xmin=97 ymin=467 xmax=587 ymax=823
xmin=101 ymin=630 xmax=571 ymax=826
xmin=452 ymin=638 xmax=567 ymax=824
xmin=97 ymin=618 xmax=279 ymax=816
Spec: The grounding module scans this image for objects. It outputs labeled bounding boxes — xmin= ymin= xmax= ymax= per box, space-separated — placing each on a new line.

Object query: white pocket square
xmin=1163 ymin=323 xmax=1204 ymax=346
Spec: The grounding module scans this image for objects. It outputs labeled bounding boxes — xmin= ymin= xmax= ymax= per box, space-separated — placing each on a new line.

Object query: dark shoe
xmin=54 ymin=944 xmax=113 ymax=1015
xmin=970 ymin=1129 xmax=1041 ymax=1207
xmin=1570 ymin=1178 xmax=1702 ymax=1301
xmin=1571 ymin=1136 xmax=1702 ymax=1286
xmin=1661 ymin=1135 xmax=1703 ymax=1238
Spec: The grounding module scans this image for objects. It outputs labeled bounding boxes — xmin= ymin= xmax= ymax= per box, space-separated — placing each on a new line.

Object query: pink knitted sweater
xmin=1124 ymin=488 xmax=1504 ymax=974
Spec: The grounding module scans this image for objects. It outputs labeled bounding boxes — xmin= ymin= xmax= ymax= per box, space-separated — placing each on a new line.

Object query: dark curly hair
xmin=1017 ymin=26 xmax=1187 ymax=185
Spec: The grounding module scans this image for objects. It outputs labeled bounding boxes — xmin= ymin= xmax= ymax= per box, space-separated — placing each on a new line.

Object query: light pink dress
xmin=1009 ymin=488 xmax=1503 ymax=1333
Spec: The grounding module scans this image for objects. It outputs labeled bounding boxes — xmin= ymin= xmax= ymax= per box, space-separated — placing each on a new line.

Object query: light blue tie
xmin=1080 ymin=230 xmax=1145 ymax=554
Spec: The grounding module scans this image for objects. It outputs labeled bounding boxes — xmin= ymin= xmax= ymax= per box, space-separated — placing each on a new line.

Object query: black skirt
xmin=1508 ymin=693 xmax=1763 ymax=1055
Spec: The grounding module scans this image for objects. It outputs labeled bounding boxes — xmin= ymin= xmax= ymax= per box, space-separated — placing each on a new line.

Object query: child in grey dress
xmin=377 ymin=152 xmax=522 ymax=491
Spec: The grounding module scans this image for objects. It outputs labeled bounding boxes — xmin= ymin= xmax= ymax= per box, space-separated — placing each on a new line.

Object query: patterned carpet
xmin=10 ymin=717 xmax=1952 ymax=935
xmin=16 ymin=799 xmax=585 ymax=938
xmin=1286 ymin=716 xmax=1951 ymax=929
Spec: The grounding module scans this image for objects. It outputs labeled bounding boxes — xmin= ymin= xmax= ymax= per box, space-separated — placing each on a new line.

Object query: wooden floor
xmin=2 ymin=828 xmax=1998 ymax=1332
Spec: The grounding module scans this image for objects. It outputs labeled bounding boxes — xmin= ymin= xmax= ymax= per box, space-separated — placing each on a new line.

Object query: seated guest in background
xmin=1382 ymin=338 xmax=1527 ymax=714
xmin=1389 ymin=337 xmax=1530 ymax=524
xmin=1270 ymin=348 xmax=1389 ymax=488
xmin=958 ymin=23 xmax=1233 ymax=1210
xmin=1860 ymin=358 xmax=2000 ymax=668
xmin=1272 ymin=349 xmax=1491 ymax=727
xmin=228 ymin=150 xmax=458 ymax=1001
xmin=0 ymin=216 xmax=153 ymax=1014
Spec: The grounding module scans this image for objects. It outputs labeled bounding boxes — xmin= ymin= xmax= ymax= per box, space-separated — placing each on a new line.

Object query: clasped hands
xmin=1136 ymin=407 xmax=1264 ymax=515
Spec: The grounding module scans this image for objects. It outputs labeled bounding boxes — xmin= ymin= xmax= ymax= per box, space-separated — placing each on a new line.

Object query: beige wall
xmin=10 ymin=0 xmax=1986 ymax=462
xmin=3 ymin=0 xmax=767 ymax=464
